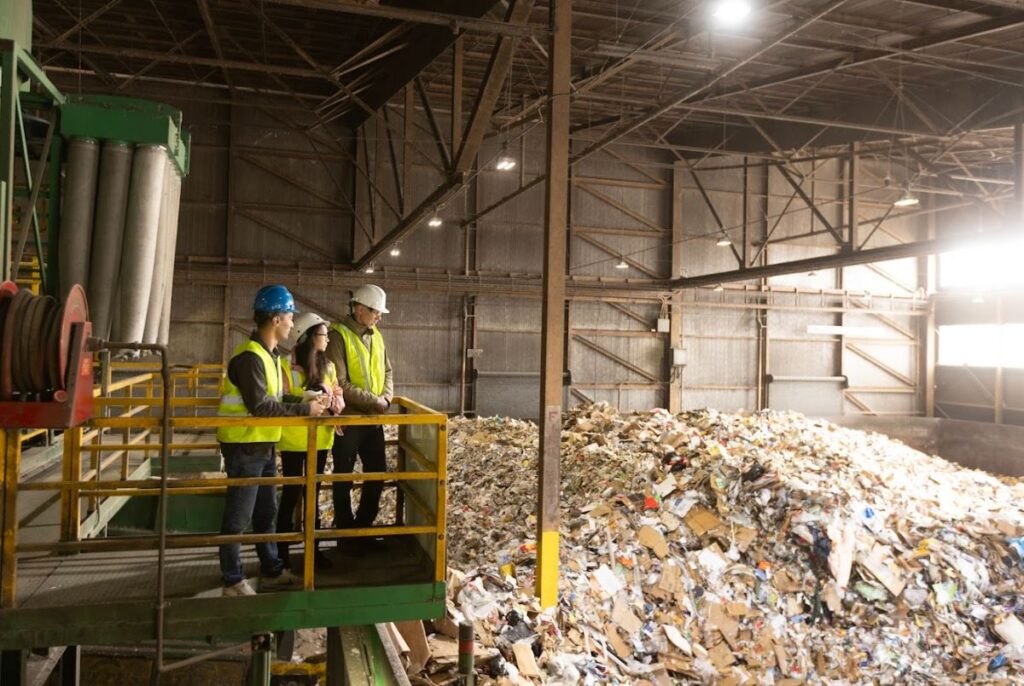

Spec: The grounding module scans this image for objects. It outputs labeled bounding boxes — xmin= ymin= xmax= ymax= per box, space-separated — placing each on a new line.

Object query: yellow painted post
xmin=61 ymin=427 xmax=83 ymax=542
xmin=1 ymin=429 xmax=21 ymax=607
xmin=434 ymin=419 xmax=447 ymax=585
xmin=395 ymin=405 xmax=406 ymax=526
xmin=302 ymin=423 xmax=317 ymax=591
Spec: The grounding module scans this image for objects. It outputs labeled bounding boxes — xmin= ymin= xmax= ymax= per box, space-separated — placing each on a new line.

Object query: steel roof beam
xmin=262 ymin=0 xmax=544 ymax=38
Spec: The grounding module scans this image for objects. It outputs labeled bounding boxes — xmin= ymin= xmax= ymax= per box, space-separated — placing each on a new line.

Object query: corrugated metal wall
xmin=155 ymin=88 xmax=926 ymax=419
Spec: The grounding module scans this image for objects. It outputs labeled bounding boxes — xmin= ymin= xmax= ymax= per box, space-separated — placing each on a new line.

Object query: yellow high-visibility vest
xmin=332 ymin=323 xmax=386 ymax=395
xmin=278 ymin=359 xmax=337 ymax=452
xmin=216 ymin=340 xmax=284 ymax=444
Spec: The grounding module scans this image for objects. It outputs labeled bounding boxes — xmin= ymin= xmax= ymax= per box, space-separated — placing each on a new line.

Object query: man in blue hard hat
xmin=217 ymin=284 xmax=327 ymax=596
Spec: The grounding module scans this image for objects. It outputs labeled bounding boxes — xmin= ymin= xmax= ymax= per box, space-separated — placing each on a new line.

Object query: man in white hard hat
xmin=325 ymin=284 xmax=393 ymax=548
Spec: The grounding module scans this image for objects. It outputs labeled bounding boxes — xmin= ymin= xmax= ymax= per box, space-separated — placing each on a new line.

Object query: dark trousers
xmin=331 ymin=425 xmax=386 ymax=528
xmin=219 ymin=442 xmax=283 ymax=586
xmin=276 ymin=449 xmax=329 ymax=565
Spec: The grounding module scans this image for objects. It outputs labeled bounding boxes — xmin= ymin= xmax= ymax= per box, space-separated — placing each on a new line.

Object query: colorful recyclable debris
xmin=415 ymin=404 xmax=1024 ymax=685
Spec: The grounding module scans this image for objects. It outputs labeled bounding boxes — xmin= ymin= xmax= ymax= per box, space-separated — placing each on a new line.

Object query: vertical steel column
xmin=756 ymin=165 xmax=770 ymax=410
xmin=402 ymin=84 xmax=414 ymax=217
xmin=847 ymin=142 xmax=859 ymax=250
xmin=302 ymin=424 xmax=317 ymax=590
xmin=0 ymin=47 xmax=16 ymax=282
xmin=1014 ymin=123 xmax=1023 ymax=225
xmin=60 ymin=427 xmax=82 ymax=542
xmin=1 ymin=649 xmax=26 ymax=685
xmin=919 ymin=195 xmax=937 ymax=417
xmin=535 ymin=0 xmax=570 ymax=608
xmin=46 ymin=132 xmax=62 ymax=296
xmin=59 ymin=645 xmax=81 ymax=686
xmin=0 ymin=429 xmax=19 ymax=608
xmin=995 ymin=295 xmax=1004 ymax=425
xmin=451 ymin=36 xmax=463 ymax=154
xmin=668 ymin=161 xmax=683 ymax=414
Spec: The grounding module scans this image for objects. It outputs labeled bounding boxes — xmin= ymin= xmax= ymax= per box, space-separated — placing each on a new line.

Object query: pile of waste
xmin=418 ymin=405 xmax=1024 ymax=685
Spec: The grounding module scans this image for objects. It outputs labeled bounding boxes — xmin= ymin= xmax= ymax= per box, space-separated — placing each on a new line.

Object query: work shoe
xmin=259 ymin=569 xmax=302 ymax=592
xmin=223 ymin=579 xmax=256 ymax=597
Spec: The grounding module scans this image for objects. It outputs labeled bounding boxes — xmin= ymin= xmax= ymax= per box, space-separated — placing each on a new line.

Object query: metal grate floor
xmin=15 ymin=535 xmax=434 ymax=609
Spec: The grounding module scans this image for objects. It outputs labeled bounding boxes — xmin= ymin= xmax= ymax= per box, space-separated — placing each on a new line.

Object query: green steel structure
xmin=0 ymin=37 xmax=190 ymax=294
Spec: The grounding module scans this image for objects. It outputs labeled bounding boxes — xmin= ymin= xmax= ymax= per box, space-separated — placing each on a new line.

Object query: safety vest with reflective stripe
xmin=278 ymin=359 xmax=337 ymax=452
xmin=216 ymin=340 xmax=284 ymax=444
xmin=331 ymin=322 xmax=386 ymax=395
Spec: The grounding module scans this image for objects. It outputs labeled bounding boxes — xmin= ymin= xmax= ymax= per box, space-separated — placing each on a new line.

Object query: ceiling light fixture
xmin=713 ymin=283 xmax=725 ymax=292
xmin=427 ymin=214 xmax=443 ymax=228
xmin=716 ymin=237 xmax=732 ymax=247
xmin=894 ymin=189 xmax=919 ymax=208
xmin=389 ymin=246 xmax=401 ymax=257
xmin=365 ymin=265 xmax=375 ymax=274
xmin=711 ymin=0 xmax=752 ymax=26
xmin=495 ymin=155 xmax=517 ymax=171
xmin=615 ymin=258 xmax=629 ymax=270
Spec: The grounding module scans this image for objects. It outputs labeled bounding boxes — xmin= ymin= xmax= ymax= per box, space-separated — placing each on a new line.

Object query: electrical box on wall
xmin=656 ymin=317 xmax=671 ymax=333
xmin=467 ymin=348 xmax=483 ymax=359
xmin=671 ymin=348 xmax=686 ymax=367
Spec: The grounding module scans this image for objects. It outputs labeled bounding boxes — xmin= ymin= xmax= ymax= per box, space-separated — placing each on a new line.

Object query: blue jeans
xmin=219 ymin=442 xmax=284 ymax=586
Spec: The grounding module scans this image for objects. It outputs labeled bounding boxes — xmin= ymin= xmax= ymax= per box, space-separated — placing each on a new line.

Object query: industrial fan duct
xmin=87 ymin=141 xmax=133 ymax=340
xmin=143 ymin=158 xmax=182 ymax=345
xmin=59 ymin=138 xmax=100 ymax=299
xmin=55 ymin=95 xmax=188 ymax=349
xmin=116 ymin=144 xmax=167 ymax=345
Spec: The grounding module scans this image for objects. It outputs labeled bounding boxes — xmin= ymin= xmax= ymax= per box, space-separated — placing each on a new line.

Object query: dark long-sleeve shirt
xmin=228 ymin=332 xmax=310 ymax=419
xmin=325 ymin=315 xmax=393 ymax=413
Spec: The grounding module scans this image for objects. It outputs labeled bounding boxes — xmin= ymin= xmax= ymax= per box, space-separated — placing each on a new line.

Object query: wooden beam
xmin=453 ymin=0 xmax=535 ymax=173
xmin=536 ymin=0 xmax=569 ymax=610
xmin=414 ymin=77 xmax=451 ymax=170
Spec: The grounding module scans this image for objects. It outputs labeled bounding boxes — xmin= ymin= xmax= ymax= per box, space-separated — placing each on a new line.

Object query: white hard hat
xmin=352 ymin=284 xmax=389 ymax=314
xmin=292 ymin=312 xmax=328 ymax=343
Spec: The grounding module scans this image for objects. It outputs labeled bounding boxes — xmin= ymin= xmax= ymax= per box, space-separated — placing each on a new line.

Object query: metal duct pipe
xmin=87 ymin=142 xmax=133 ymax=339
xmin=143 ymin=160 xmax=173 ymax=343
xmin=59 ymin=137 xmax=99 ymax=299
xmin=158 ymin=167 xmax=182 ymax=346
xmin=117 ymin=144 xmax=166 ymax=344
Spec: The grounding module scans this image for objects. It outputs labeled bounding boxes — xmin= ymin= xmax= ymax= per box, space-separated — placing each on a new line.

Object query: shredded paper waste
xmin=413 ymin=404 xmax=1024 ymax=685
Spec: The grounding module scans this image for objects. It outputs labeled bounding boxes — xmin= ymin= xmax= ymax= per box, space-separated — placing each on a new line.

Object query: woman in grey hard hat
xmin=324 ymin=285 xmax=394 ymax=551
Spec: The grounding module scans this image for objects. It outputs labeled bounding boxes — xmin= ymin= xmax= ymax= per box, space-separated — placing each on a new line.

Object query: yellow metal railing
xmin=2 ymin=367 xmax=447 ymax=606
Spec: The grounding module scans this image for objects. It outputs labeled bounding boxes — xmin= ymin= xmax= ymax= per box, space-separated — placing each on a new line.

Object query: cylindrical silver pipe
xmin=59 ymin=137 xmax=100 ymax=299
xmin=158 ymin=166 xmax=183 ymax=346
xmin=87 ymin=142 xmax=133 ymax=339
xmin=143 ymin=160 xmax=173 ymax=344
xmin=117 ymin=144 xmax=167 ymax=343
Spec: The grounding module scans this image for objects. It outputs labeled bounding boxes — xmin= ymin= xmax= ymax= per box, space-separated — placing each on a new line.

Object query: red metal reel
xmin=46 ymin=305 xmax=61 ymax=391
xmin=0 ymin=284 xmax=16 ymax=397
xmin=16 ymin=296 xmax=41 ymax=393
xmin=1 ymin=290 xmax=32 ymax=399
xmin=30 ymin=297 xmax=57 ymax=391
xmin=59 ymin=285 xmax=90 ymax=389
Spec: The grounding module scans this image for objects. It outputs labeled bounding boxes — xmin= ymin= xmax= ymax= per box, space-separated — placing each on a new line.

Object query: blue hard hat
xmin=253 ymin=285 xmax=298 ymax=314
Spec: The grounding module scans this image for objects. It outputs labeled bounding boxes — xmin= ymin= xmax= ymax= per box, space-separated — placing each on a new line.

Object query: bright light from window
xmin=938 ymin=324 xmax=1024 ymax=368
xmin=940 ymin=236 xmax=1024 ymax=291
xmin=711 ymin=0 xmax=752 ymax=26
